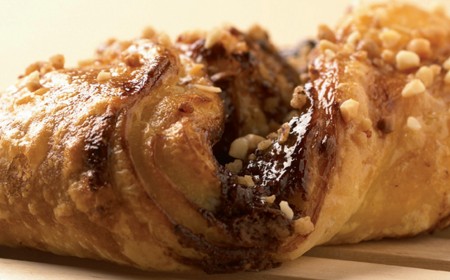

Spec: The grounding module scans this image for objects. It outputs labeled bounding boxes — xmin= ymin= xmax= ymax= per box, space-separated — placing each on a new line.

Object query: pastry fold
xmin=0 ymin=2 xmax=449 ymax=273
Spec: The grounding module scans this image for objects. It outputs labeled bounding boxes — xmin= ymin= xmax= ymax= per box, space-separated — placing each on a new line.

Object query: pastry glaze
xmin=277 ymin=3 xmax=450 ymax=261
xmin=0 ymin=2 xmax=449 ymax=273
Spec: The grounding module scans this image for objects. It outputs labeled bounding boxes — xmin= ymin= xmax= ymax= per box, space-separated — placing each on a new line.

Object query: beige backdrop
xmin=1 ymin=1 xmax=450 ymax=279
xmin=0 ymin=0 xmax=447 ymax=89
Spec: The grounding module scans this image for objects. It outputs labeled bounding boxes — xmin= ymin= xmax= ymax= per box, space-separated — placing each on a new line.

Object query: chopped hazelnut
xmin=225 ymin=159 xmax=243 ymax=174
xmin=294 ymin=216 xmax=315 ymax=235
xmin=324 ymin=49 xmax=336 ymax=61
xmin=445 ymin=71 xmax=450 ymax=85
xmin=193 ymin=84 xmax=222 ymax=93
xmin=262 ymin=195 xmax=276 ymax=204
xmin=339 ymin=98 xmax=359 ymax=122
xmin=415 ymin=66 xmax=434 ymax=87
xmin=379 ymin=28 xmax=401 ymax=48
xmin=443 ymin=57 xmax=450 ymax=70
xmin=24 ymin=71 xmax=41 ymax=92
xmin=406 ymin=116 xmax=422 ymax=131
xmin=229 ymin=137 xmax=249 ymax=160
xmin=346 ymin=31 xmax=361 ymax=47
xmin=279 ymin=201 xmax=294 ymax=220
xmin=396 ymin=50 xmax=420 ymax=71
xmin=237 ymin=175 xmax=255 ymax=187
xmin=49 ymin=54 xmax=65 ymax=69
xmin=430 ymin=64 xmax=442 ymax=76
xmin=248 ymin=25 xmax=268 ymax=40
xmin=97 ymin=70 xmax=111 ymax=83
xmin=40 ymin=64 xmax=54 ymax=75
xmin=142 ymin=27 xmax=156 ymax=39
xmin=15 ymin=94 xmax=33 ymax=105
xmin=318 ymin=39 xmax=338 ymax=52
xmin=124 ymin=53 xmax=142 ymax=67
xmin=267 ymin=132 xmax=278 ymax=140
xmin=278 ymin=123 xmax=291 ymax=144
xmin=33 ymin=87 xmax=49 ymax=96
xmin=25 ymin=62 xmax=41 ymax=76
xmin=401 ymin=79 xmax=425 ymax=97
xmin=318 ymin=24 xmax=336 ymax=42
xmin=244 ymin=134 xmax=266 ymax=150
xmin=407 ymin=38 xmax=431 ymax=59
xmin=381 ymin=49 xmax=395 ymax=64
xmin=26 ymin=81 xmax=41 ymax=92
xmin=357 ymin=39 xmax=380 ymax=58
xmin=290 ymin=86 xmax=307 ymax=109
xmin=257 ymin=139 xmax=272 ymax=151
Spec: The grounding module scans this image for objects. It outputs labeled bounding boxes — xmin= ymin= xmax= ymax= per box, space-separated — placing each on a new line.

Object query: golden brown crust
xmin=324 ymin=2 xmax=450 ymax=243
xmin=0 ymin=35 xmax=225 ymax=271
xmin=278 ymin=2 xmax=450 ymax=260
xmin=0 ymin=1 xmax=449 ymax=274
xmin=0 ymin=26 xmax=302 ymax=272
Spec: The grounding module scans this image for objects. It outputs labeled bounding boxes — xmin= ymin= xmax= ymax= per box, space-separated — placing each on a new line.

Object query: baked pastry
xmin=0 ymin=25 xmax=300 ymax=272
xmin=0 ymin=1 xmax=449 ymax=273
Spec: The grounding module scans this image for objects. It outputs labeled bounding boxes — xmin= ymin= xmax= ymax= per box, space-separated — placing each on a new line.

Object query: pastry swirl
xmin=0 ymin=2 xmax=449 ymax=273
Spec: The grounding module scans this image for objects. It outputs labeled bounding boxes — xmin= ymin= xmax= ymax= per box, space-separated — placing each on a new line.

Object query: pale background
xmin=1 ymin=0 xmax=339 ymax=89
xmin=1 ymin=0 xmax=447 ymax=90
xmin=1 ymin=1 xmax=450 ymax=279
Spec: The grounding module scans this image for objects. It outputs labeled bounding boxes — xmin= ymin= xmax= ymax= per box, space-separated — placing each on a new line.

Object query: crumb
xmin=406 ymin=116 xmax=422 ymax=131
xmin=279 ymin=201 xmax=294 ymax=220
xmin=97 ymin=70 xmax=112 ymax=83
xmin=407 ymin=38 xmax=431 ymax=59
xmin=193 ymin=84 xmax=222 ymax=93
xmin=262 ymin=195 xmax=276 ymax=204
xmin=396 ymin=51 xmax=420 ymax=71
xmin=278 ymin=123 xmax=291 ymax=144
xmin=415 ymin=66 xmax=434 ymax=87
xmin=237 ymin=175 xmax=255 ymax=187
xmin=340 ymin=98 xmax=360 ymax=122
xmin=401 ymin=79 xmax=425 ymax=97
xmin=49 ymin=54 xmax=65 ymax=69
xmin=225 ymin=159 xmax=243 ymax=174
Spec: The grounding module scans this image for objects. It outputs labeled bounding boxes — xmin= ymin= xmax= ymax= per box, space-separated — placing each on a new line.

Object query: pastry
xmin=0 ymin=1 xmax=449 ymax=273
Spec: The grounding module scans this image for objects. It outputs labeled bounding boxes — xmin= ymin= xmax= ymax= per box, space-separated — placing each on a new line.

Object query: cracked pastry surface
xmin=0 ymin=1 xmax=449 ymax=273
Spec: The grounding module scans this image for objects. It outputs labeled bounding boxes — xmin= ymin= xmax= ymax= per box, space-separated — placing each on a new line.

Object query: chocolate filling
xmin=173 ymin=29 xmax=337 ymax=272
